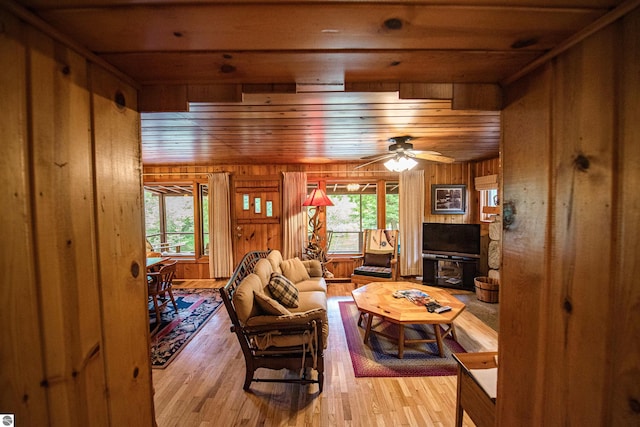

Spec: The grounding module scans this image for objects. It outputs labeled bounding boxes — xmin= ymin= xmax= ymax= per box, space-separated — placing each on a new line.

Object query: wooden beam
xmin=139 ymin=85 xmax=188 ymax=112
xmin=502 ymin=0 xmax=640 ymax=85
xmin=188 ymin=84 xmax=242 ymax=103
xmin=399 ymin=83 xmax=453 ymax=100
xmin=346 ymin=82 xmax=399 ymax=93
xmin=452 ymin=84 xmax=503 ymax=111
xmin=242 ymin=84 xmax=296 ymax=94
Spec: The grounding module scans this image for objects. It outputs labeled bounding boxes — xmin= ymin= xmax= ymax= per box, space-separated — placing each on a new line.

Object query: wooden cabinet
xmin=422 ymin=253 xmax=479 ymax=291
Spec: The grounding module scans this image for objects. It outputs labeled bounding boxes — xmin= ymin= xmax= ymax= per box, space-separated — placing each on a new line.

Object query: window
xmin=480 ymin=188 xmax=499 ymax=222
xmin=164 ymin=194 xmax=195 ymax=252
xmin=313 ymin=181 xmax=397 ymax=254
xmin=144 ymin=190 xmax=161 ymax=250
xmin=475 ymin=174 xmax=499 ymax=222
xmin=200 ymin=184 xmax=209 ymax=255
xmin=385 ymin=182 xmax=399 ymax=230
xmin=144 ymin=184 xmax=196 ymax=255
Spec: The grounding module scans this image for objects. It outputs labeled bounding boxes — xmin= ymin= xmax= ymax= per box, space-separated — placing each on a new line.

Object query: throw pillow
xmin=254 ymin=291 xmax=291 ymax=316
xmin=364 ymin=252 xmax=392 ymax=268
xmin=267 ymin=272 xmax=299 ymax=308
xmin=280 ymin=257 xmax=311 ymax=283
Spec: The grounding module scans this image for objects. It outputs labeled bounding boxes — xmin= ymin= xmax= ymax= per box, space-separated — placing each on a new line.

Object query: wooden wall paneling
xmin=0 ymin=10 xmax=49 ymax=425
xmin=610 ymin=9 xmax=640 ymax=425
xmin=474 ymin=157 xmax=500 ymax=177
xmin=143 ymin=161 xmax=494 ymax=278
xmin=544 ymin=24 xmax=616 ymax=424
xmin=138 ymin=84 xmax=187 ymax=112
xmin=452 ymin=83 xmax=503 ymax=111
xmin=90 ymin=65 xmax=155 ymax=425
xmin=179 ymin=261 xmax=207 ymax=279
xmin=422 ymin=163 xmax=474 ymax=224
xmin=28 ymin=26 xmax=109 ymax=426
xmin=498 ymin=64 xmax=553 ymax=426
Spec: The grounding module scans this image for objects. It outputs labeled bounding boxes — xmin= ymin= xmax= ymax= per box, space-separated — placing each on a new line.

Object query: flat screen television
xmin=423 ymin=222 xmax=481 ymax=257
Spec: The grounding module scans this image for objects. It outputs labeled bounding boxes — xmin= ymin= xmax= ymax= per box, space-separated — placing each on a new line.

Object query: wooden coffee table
xmin=351 ymin=281 xmax=466 ymax=358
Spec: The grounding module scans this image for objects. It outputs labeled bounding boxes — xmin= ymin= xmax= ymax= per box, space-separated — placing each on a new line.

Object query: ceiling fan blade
xmin=360 ymin=153 xmax=387 ymax=160
xmin=413 ymin=152 xmax=455 ymax=163
xmin=412 ymin=149 xmax=442 ymax=156
xmin=354 ymin=154 xmax=395 ymax=169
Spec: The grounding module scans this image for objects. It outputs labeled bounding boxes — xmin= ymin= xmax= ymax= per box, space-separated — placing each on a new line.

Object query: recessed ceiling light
xmin=321 ymin=29 xmax=339 ymax=33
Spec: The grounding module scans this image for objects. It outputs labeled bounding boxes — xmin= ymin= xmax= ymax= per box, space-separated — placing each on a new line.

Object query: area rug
xmin=150 ymin=288 xmax=222 ymax=369
xmin=339 ymin=301 xmax=466 ymax=377
xmin=452 ymin=293 xmax=500 ymax=332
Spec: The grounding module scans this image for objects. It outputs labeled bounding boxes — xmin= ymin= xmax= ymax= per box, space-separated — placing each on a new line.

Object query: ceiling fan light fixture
xmin=384 ymin=154 xmax=417 ymax=172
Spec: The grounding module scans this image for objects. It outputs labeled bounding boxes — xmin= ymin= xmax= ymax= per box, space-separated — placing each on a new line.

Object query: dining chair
xmin=147 ymin=260 xmax=179 ymax=330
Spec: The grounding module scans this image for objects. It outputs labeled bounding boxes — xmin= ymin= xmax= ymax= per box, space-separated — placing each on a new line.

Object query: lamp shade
xmin=384 ymin=154 xmax=418 ymax=172
xmin=302 ymin=188 xmax=334 ymax=207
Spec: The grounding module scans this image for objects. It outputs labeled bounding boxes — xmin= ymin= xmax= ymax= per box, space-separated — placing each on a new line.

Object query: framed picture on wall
xmin=431 ymin=184 xmax=466 ymax=214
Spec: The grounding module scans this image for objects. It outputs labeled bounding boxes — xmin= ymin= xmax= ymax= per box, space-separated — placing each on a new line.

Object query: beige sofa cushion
xmin=254 ymin=291 xmax=291 ymax=316
xmin=266 ymin=250 xmax=284 ymax=274
xmin=301 ymin=259 xmax=323 ymax=277
xmin=232 ymin=273 xmax=264 ymax=324
xmin=291 ymin=290 xmax=327 ymax=313
xmin=295 ymin=278 xmax=327 ymax=293
xmin=280 ymin=257 xmax=311 ymax=283
xmin=253 ymin=258 xmax=274 ymax=286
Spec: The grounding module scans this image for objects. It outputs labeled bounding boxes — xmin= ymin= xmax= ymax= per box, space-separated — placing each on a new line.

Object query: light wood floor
xmin=154 ymin=280 xmax=498 ymax=426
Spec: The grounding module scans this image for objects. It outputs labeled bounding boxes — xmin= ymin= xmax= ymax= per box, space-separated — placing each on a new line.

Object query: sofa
xmin=220 ymin=249 xmax=328 ymax=392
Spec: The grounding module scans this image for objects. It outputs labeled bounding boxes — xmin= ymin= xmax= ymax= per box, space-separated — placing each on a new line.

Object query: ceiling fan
xmin=355 ymin=136 xmax=455 ymax=171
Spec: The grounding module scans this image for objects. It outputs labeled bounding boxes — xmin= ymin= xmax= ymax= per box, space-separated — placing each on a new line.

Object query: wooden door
xmin=231 ymin=176 xmax=282 ymax=265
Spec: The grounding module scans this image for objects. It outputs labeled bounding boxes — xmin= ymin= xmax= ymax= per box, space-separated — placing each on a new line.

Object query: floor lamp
xmin=302 ymin=188 xmax=334 ymax=277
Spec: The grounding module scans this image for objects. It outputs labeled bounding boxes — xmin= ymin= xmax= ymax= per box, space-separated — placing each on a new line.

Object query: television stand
xmin=422 ymin=252 xmax=479 ymax=291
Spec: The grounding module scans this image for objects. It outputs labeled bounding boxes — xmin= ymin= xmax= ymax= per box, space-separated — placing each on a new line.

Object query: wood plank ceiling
xmin=14 ymin=0 xmax=624 ymax=166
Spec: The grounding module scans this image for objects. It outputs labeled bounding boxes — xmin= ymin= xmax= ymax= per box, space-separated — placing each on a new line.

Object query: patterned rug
xmin=339 ymin=301 xmax=466 ymax=377
xmin=150 ymin=288 xmax=222 ymax=369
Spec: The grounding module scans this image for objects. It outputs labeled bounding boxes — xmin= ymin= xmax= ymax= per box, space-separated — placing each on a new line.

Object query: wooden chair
xmin=351 ymin=229 xmax=399 ymax=287
xmin=147 ymin=260 xmax=178 ymax=331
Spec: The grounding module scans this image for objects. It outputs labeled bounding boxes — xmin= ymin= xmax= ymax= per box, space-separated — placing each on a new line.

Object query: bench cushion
xmin=353 ymin=265 xmax=393 ymax=279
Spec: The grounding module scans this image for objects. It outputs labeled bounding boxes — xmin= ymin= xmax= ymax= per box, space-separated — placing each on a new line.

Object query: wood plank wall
xmin=0 ymin=9 xmax=154 ymax=426
xmin=498 ymin=7 xmax=639 ymax=426
xmin=144 ymin=158 xmax=499 ymax=278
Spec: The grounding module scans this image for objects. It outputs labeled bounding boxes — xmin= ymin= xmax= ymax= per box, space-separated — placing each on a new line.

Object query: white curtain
xmin=282 ymin=172 xmax=307 ymax=259
xmin=399 ymin=169 xmax=425 ymax=276
xmin=208 ymin=172 xmax=234 ymax=278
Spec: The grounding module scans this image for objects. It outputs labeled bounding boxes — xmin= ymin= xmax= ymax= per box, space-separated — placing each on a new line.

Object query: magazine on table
xmin=393 ymin=289 xmax=431 ymax=306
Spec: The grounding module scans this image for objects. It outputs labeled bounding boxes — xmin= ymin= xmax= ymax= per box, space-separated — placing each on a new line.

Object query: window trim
xmin=143 ymin=181 xmax=209 ymax=260
xmin=308 ymin=179 xmax=399 ymax=255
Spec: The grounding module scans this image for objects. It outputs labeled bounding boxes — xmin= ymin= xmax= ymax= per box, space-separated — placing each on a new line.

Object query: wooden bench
xmin=453 ymin=351 xmax=498 ymax=427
